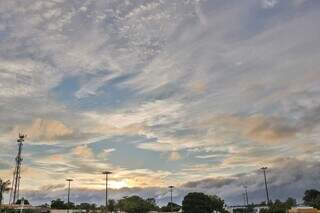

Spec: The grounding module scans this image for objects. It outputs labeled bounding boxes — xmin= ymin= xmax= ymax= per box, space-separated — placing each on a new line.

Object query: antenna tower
xmin=9 ymin=134 xmax=26 ymax=205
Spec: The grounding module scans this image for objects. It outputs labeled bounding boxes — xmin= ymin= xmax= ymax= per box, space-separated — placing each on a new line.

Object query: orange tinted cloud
xmin=11 ymin=118 xmax=73 ymax=142
xmin=203 ymin=114 xmax=297 ymax=144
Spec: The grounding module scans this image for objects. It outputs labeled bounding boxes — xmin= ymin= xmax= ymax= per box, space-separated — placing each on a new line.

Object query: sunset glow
xmin=0 ymin=0 xmax=319 ymax=206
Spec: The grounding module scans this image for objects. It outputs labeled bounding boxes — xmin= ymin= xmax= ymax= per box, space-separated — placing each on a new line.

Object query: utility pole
xmin=9 ymin=134 xmax=26 ymax=205
xmin=102 ymin=171 xmax=112 ymax=213
xmin=261 ymin=167 xmax=270 ymax=205
xmin=169 ymin=186 xmax=174 ymax=212
xmin=66 ymin=179 xmax=73 ymax=213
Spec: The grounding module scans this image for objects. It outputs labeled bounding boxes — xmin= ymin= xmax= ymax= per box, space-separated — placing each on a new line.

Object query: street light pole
xmin=102 ymin=171 xmax=112 ymax=213
xmin=261 ymin=167 xmax=270 ymax=205
xmin=169 ymin=186 xmax=174 ymax=212
xmin=242 ymin=193 xmax=247 ymax=213
xmin=244 ymin=186 xmax=249 ymax=206
xmin=66 ymin=179 xmax=73 ymax=213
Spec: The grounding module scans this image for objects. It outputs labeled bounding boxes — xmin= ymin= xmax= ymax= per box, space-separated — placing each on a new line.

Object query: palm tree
xmin=0 ymin=179 xmax=11 ymax=207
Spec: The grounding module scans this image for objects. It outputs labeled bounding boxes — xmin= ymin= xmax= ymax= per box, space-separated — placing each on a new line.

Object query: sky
xmin=0 ymin=0 xmax=320 ymax=206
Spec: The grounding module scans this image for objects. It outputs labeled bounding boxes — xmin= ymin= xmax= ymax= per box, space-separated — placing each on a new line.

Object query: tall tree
xmin=0 ymin=179 xmax=10 ymax=207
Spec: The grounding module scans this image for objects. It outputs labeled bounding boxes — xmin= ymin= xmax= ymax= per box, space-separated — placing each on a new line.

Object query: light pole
xmin=261 ymin=167 xmax=270 ymax=205
xmin=242 ymin=193 xmax=247 ymax=213
xmin=244 ymin=185 xmax=249 ymax=206
xmin=169 ymin=186 xmax=174 ymax=212
xmin=102 ymin=171 xmax=112 ymax=213
xmin=66 ymin=179 xmax=73 ymax=213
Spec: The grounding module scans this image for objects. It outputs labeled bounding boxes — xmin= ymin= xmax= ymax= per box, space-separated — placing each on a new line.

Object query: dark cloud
xmin=39 ymin=184 xmax=66 ymax=191
xmin=182 ymin=177 xmax=235 ymax=189
xmin=179 ymin=158 xmax=320 ymax=205
xmin=16 ymin=158 xmax=320 ymax=206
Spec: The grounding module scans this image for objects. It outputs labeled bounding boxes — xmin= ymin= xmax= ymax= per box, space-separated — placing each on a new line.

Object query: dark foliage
xmin=16 ymin=198 xmax=30 ymax=205
xmin=303 ymin=189 xmax=320 ymax=209
xmin=182 ymin=192 xmax=227 ymax=213
xmin=116 ymin=195 xmax=158 ymax=213
xmin=50 ymin=199 xmax=74 ymax=209
xmin=160 ymin=202 xmax=181 ymax=212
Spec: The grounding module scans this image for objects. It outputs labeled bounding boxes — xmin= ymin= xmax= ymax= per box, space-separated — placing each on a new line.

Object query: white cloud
xmin=104 ymin=148 xmax=116 ymax=153
xmin=84 ymin=100 xmax=183 ymax=129
xmin=261 ymin=0 xmax=278 ymax=9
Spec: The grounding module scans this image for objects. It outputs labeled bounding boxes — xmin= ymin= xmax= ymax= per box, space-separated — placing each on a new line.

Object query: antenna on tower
xmin=9 ymin=133 xmax=26 ymax=205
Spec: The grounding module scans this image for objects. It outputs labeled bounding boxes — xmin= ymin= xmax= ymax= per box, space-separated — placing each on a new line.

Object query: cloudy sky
xmin=0 ymin=0 xmax=320 ymax=206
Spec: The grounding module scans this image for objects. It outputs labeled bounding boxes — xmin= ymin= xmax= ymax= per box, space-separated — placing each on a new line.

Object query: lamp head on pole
xmin=102 ymin=171 xmax=112 ymax=175
xmin=17 ymin=133 xmax=26 ymax=143
xmin=169 ymin=186 xmax=174 ymax=189
xmin=66 ymin=179 xmax=74 ymax=182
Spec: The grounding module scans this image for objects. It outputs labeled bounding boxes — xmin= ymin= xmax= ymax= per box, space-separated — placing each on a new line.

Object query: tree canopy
xmin=160 ymin=202 xmax=181 ymax=212
xmin=76 ymin=202 xmax=97 ymax=212
xmin=260 ymin=198 xmax=297 ymax=213
xmin=303 ymin=189 xmax=320 ymax=209
xmin=16 ymin=198 xmax=30 ymax=205
xmin=0 ymin=179 xmax=10 ymax=206
xmin=182 ymin=192 xmax=227 ymax=213
xmin=50 ymin=199 xmax=74 ymax=209
xmin=117 ymin=195 xmax=158 ymax=213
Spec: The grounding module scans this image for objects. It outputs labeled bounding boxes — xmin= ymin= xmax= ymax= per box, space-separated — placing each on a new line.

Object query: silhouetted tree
xmin=209 ymin=195 xmax=226 ymax=212
xmin=260 ymin=198 xmax=297 ymax=213
xmin=108 ymin=199 xmax=115 ymax=212
xmin=146 ymin=198 xmax=156 ymax=206
xmin=0 ymin=179 xmax=10 ymax=208
xmin=16 ymin=198 xmax=30 ymax=205
xmin=285 ymin=197 xmax=297 ymax=208
xmin=303 ymin=189 xmax=320 ymax=209
xmin=116 ymin=195 xmax=156 ymax=213
xmin=182 ymin=192 xmax=226 ymax=213
xmin=51 ymin=199 xmax=67 ymax=209
xmin=77 ymin=203 xmax=97 ymax=212
xmin=160 ymin=202 xmax=181 ymax=212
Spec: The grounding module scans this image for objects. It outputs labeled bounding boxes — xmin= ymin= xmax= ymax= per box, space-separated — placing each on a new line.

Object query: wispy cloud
xmin=0 ymin=0 xmax=320 ymax=205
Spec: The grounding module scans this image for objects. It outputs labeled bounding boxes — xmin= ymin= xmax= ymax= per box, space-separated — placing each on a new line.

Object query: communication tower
xmin=9 ymin=134 xmax=26 ymax=205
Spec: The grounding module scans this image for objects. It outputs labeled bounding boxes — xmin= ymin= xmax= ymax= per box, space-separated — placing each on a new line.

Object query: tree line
xmin=49 ymin=192 xmax=227 ymax=213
